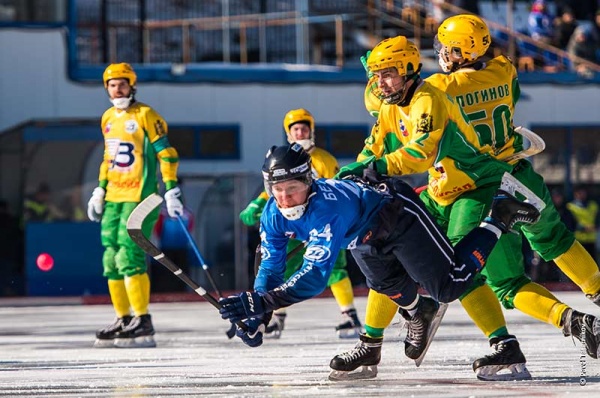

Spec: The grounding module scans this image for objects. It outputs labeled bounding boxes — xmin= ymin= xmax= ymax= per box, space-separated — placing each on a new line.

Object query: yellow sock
xmin=124 ymin=273 xmax=150 ymax=316
xmin=460 ymin=284 xmax=507 ymax=338
xmin=108 ymin=279 xmax=130 ymax=318
xmin=330 ymin=277 xmax=355 ymax=311
xmin=554 ymin=241 xmax=600 ymax=295
xmin=513 ymin=282 xmax=569 ymax=328
xmin=365 ymin=289 xmax=398 ymax=334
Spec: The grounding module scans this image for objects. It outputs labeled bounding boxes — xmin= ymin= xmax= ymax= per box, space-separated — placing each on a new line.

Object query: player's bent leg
xmin=553 ymin=241 xmax=600 ymax=301
xmin=329 ymin=333 xmax=382 ymax=381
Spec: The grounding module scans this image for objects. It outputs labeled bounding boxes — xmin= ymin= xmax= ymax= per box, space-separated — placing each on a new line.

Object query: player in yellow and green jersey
xmin=331 ymin=15 xmax=600 ymax=381
xmin=430 ymin=13 xmax=600 ymax=365
xmin=239 ymin=109 xmax=362 ymax=339
xmin=88 ymin=63 xmax=183 ymax=348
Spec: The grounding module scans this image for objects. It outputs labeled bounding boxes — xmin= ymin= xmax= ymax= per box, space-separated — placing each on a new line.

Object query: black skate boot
xmin=399 ymin=296 xmax=448 ymax=366
xmin=472 ymin=335 xmax=531 ymax=381
xmin=114 ymin=314 xmax=156 ymax=348
xmin=94 ymin=316 xmax=132 ymax=348
xmin=484 ymin=190 xmax=541 ymax=233
xmin=329 ymin=333 xmax=382 ymax=381
xmin=335 ymin=308 xmax=362 ymax=339
xmin=264 ymin=312 xmax=286 ymax=339
xmin=562 ymin=308 xmax=600 ymax=359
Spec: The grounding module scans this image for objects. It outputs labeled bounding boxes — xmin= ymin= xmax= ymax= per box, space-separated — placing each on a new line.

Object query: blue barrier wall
xmin=26 ymin=222 xmax=106 ymax=296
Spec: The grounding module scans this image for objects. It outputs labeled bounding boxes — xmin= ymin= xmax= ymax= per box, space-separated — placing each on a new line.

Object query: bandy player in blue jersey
xmin=220 ymin=144 xmax=539 ymax=366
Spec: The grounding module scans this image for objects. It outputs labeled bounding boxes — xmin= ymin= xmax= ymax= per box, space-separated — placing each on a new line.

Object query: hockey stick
xmin=174 ymin=214 xmax=236 ymax=339
xmin=503 ymin=126 xmax=546 ymax=163
xmin=127 ymin=194 xmax=247 ymax=332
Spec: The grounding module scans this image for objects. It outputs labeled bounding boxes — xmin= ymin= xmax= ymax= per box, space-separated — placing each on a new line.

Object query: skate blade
xmin=475 ymin=363 xmax=532 ymax=381
xmin=114 ymin=335 xmax=156 ymax=348
xmin=264 ymin=330 xmax=282 ymax=339
xmin=414 ymin=302 xmax=448 ymax=367
xmin=328 ymin=365 xmax=378 ymax=381
xmin=93 ymin=338 xmax=116 ymax=348
xmin=337 ymin=327 xmax=361 ymax=339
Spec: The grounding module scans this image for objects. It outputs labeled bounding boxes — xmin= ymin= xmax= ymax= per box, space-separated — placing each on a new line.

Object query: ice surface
xmin=0 ymin=291 xmax=599 ymax=397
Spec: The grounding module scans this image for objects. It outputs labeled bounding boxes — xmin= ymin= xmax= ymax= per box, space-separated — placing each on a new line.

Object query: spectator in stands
xmin=566 ymin=24 xmax=598 ymax=77
xmin=567 ymin=185 xmax=599 ymax=261
xmin=528 ymin=0 xmax=554 ymax=45
xmin=552 ymin=188 xmax=576 ymax=233
xmin=553 ymin=6 xmax=578 ymax=49
xmin=23 ymin=182 xmax=65 ymax=222
xmin=555 ymin=0 xmax=598 ymax=24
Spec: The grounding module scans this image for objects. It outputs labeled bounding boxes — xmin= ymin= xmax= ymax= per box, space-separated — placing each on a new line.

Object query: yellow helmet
xmin=436 ymin=14 xmax=491 ymax=63
xmin=283 ymin=108 xmax=315 ymax=152
xmin=283 ymin=108 xmax=315 ymax=134
xmin=103 ymin=63 xmax=137 ymax=88
xmin=366 ymin=36 xmax=420 ymax=76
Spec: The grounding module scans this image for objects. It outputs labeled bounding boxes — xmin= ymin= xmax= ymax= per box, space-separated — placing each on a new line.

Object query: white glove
xmin=164 ymin=186 xmax=184 ymax=218
xmin=87 ymin=187 xmax=106 ymax=222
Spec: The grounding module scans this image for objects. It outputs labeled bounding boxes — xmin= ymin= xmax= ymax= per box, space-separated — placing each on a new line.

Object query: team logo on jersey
xmin=284 ymin=231 xmax=296 ymax=239
xmin=154 ymin=120 xmax=166 ymax=136
xmin=125 ymin=120 xmax=138 ymax=134
xmin=417 ymin=114 xmax=433 ymax=134
xmin=104 ymin=123 xmax=111 ymax=134
xmin=260 ymin=245 xmax=271 ymax=260
xmin=303 ymin=245 xmax=331 ymax=262
xmin=399 ymin=120 xmax=408 ymax=137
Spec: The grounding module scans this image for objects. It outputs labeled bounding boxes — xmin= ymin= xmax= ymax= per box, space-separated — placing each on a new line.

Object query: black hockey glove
xmin=234 ymin=312 xmax=272 ymax=348
xmin=219 ymin=291 xmax=267 ymax=322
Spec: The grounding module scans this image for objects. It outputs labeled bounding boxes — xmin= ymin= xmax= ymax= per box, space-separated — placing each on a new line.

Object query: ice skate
xmin=473 ymin=335 xmax=531 ymax=381
xmin=562 ymin=309 xmax=600 ymax=359
xmin=264 ymin=312 xmax=286 ymax=339
xmin=484 ymin=190 xmax=541 ymax=233
xmin=329 ymin=333 xmax=381 ymax=381
xmin=335 ymin=308 xmax=362 ymax=339
xmin=114 ymin=314 xmax=156 ymax=348
xmin=586 ymin=292 xmax=600 ymax=308
xmin=93 ymin=316 xmax=132 ymax=348
xmin=399 ymin=296 xmax=447 ymax=366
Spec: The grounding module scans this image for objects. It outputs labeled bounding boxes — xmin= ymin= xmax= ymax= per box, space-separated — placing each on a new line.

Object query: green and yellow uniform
xmin=97 ymin=102 xmax=179 ymax=317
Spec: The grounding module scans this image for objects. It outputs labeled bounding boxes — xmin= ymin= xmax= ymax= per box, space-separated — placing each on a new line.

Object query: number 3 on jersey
xmin=107 ymin=139 xmax=135 ymax=169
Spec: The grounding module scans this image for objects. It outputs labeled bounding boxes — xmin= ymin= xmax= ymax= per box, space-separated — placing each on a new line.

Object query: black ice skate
xmin=472 ymin=335 xmax=531 ymax=381
xmin=114 ymin=314 xmax=156 ymax=348
xmin=586 ymin=292 xmax=600 ymax=308
xmin=93 ymin=316 xmax=132 ymax=348
xmin=264 ymin=312 xmax=286 ymax=339
xmin=399 ymin=296 xmax=448 ymax=366
xmin=562 ymin=309 xmax=600 ymax=359
xmin=329 ymin=333 xmax=382 ymax=381
xmin=335 ymin=308 xmax=363 ymax=339
xmin=484 ymin=190 xmax=541 ymax=233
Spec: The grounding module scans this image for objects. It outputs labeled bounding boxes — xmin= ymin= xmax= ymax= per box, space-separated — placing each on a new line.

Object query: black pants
xmin=350 ymin=178 xmax=498 ymax=306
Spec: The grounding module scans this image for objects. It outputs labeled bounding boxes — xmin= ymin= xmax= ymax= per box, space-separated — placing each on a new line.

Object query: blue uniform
xmin=256 ymin=179 xmax=386 ymax=306
xmin=255 ymin=178 xmax=500 ymax=310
